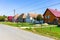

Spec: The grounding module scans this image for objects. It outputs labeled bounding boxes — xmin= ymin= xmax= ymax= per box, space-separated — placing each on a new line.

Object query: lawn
xmin=0 ymin=22 xmax=57 ymax=27
xmin=0 ymin=22 xmax=35 ymax=27
xmin=24 ymin=27 xmax=60 ymax=40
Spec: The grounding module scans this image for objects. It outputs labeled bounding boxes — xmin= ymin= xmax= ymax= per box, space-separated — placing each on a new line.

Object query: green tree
xmin=3 ymin=15 xmax=7 ymax=18
xmin=0 ymin=16 xmax=5 ymax=21
xmin=0 ymin=15 xmax=7 ymax=21
xmin=3 ymin=15 xmax=8 ymax=21
xmin=36 ymin=14 xmax=43 ymax=23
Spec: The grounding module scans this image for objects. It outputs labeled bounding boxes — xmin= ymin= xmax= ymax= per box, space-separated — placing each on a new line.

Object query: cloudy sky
xmin=0 ymin=0 xmax=60 ymax=16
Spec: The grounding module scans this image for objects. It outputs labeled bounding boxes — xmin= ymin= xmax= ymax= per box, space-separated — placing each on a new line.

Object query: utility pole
xmin=14 ymin=9 xmax=15 ymax=16
xmin=13 ymin=9 xmax=15 ymax=23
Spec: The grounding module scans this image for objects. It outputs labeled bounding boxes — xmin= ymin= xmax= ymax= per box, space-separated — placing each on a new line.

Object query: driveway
xmin=0 ymin=24 xmax=54 ymax=40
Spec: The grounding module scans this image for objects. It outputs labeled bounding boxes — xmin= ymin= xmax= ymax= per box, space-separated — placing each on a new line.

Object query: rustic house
xmin=17 ymin=13 xmax=26 ymax=22
xmin=43 ymin=8 xmax=60 ymax=24
xmin=12 ymin=14 xmax=20 ymax=22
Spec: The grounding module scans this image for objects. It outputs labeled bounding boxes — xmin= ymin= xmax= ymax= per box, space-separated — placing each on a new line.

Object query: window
xmin=45 ymin=16 xmax=50 ymax=19
xmin=48 ymin=16 xmax=50 ymax=19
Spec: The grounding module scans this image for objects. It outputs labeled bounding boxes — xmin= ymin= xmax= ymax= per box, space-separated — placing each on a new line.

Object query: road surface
xmin=0 ymin=24 xmax=54 ymax=40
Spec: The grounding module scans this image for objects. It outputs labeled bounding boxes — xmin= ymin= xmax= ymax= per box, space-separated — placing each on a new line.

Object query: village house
xmin=8 ymin=16 xmax=13 ymax=22
xmin=43 ymin=8 xmax=60 ymax=24
xmin=17 ymin=13 xmax=26 ymax=22
xmin=12 ymin=14 xmax=20 ymax=22
xmin=9 ymin=13 xmax=43 ymax=23
xmin=12 ymin=13 xmax=26 ymax=22
xmin=26 ymin=13 xmax=43 ymax=23
xmin=26 ymin=13 xmax=38 ymax=23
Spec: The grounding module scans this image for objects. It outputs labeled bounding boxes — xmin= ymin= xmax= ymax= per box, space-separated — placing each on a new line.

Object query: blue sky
xmin=0 ymin=0 xmax=60 ymax=16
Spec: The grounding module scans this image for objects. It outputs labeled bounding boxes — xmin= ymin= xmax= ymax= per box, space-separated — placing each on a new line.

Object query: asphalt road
xmin=0 ymin=24 xmax=54 ymax=40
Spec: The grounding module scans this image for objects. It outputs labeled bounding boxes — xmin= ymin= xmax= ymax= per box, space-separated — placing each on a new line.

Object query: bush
xmin=0 ymin=15 xmax=7 ymax=21
xmin=0 ymin=16 xmax=5 ymax=21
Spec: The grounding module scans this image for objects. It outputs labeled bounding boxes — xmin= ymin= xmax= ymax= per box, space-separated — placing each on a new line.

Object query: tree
xmin=3 ymin=15 xmax=7 ymax=17
xmin=3 ymin=15 xmax=8 ymax=21
xmin=0 ymin=16 xmax=5 ymax=21
xmin=0 ymin=15 xmax=7 ymax=21
xmin=36 ymin=14 xmax=43 ymax=23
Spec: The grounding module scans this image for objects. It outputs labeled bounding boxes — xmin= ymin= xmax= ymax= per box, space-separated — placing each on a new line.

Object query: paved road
xmin=0 ymin=24 xmax=54 ymax=40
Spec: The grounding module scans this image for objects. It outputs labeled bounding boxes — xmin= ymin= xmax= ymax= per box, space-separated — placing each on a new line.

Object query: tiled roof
xmin=28 ymin=13 xmax=38 ymax=18
xmin=23 ymin=14 xmax=26 ymax=18
xmin=8 ymin=16 xmax=13 ymax=19
xmin=14 ymin=14 xmax=20 ymax=20
xmin=28 ymin=13 xmax=43 ymax=18
xmin=48 ymin=8 xmax=60 ymax=17
xmin=20 ymin=14 xmax=26 ymax=18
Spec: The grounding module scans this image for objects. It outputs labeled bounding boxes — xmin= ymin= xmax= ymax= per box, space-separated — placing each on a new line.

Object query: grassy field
xmin=0 ymin=22 xmax=57 ymax=27
xmin=24 ymin=27 xmax=60 ymax=40
xmin=0 ymin=22 xmax=35 ymax=27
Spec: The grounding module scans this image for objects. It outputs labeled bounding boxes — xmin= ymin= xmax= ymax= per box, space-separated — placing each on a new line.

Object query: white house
xmin=26 ymin=13 xmax=39 ymax=23
xmin=26 ymin=13 xmax=44 ymax=24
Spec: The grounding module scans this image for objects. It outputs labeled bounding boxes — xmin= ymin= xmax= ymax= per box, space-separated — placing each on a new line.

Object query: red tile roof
xmin=48 ymin=8 xmax=60 ymax=17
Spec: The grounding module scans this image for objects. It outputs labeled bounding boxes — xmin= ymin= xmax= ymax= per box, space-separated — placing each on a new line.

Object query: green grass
xmin=0 ymin=22 xmax=35 ymax=27
xmin=25 ymin=27 xmax=60 ymax=40
xmin=1 ymin=22 xmax=18 ymax=27
xmin=0 ymin=22 xmax=57 ymax=27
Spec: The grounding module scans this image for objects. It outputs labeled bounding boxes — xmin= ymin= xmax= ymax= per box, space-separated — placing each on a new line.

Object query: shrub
xmin=0 ymin=16 xmax=5 ymax=21
xmin=0 ymin=15 xmax=7 ymax=21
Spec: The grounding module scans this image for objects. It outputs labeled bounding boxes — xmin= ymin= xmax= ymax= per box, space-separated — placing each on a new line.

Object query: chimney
xmin=55 ymin=9 xmax=57 ymax=11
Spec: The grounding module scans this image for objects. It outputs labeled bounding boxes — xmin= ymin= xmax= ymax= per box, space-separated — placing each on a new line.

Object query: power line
xmin=26 ymin=0 xmax=49 ymax=8
xmin=16 ymin=0 xmax=49 ymax=10
xmin=29 ymin=2 xmax=60 ymax=12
